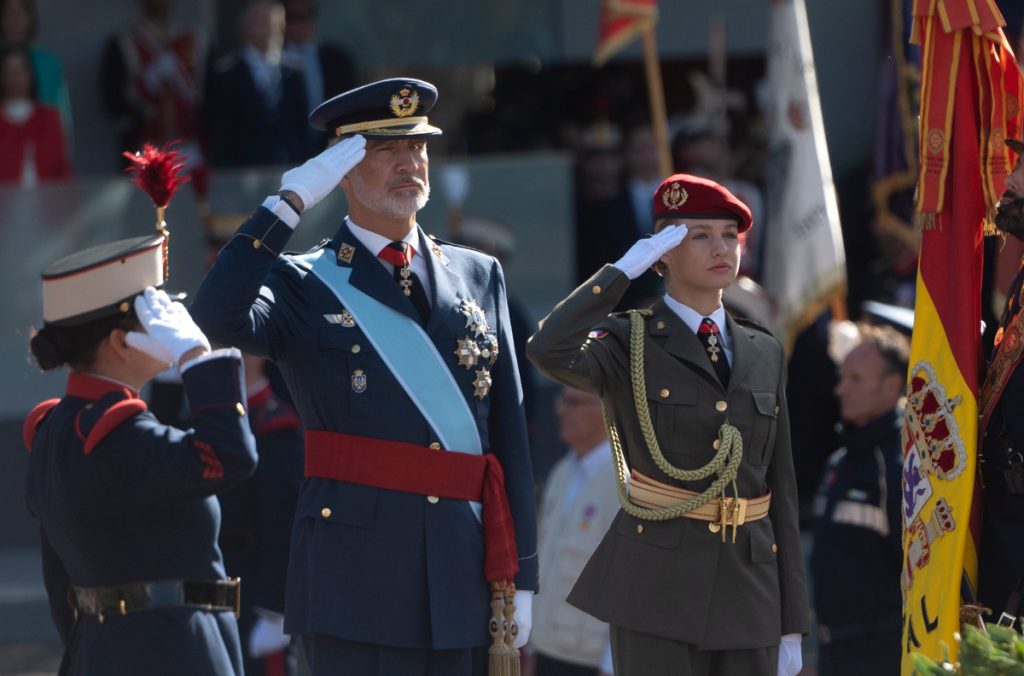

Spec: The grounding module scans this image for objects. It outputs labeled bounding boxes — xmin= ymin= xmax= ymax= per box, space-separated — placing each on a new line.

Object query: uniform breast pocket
xmin=747 ymin=390 xmax=778 ymax=466
xmin=645 ymin=380 xmax=699 ymax=466
xmin=318 ymin=328 xmax=378 ymax=417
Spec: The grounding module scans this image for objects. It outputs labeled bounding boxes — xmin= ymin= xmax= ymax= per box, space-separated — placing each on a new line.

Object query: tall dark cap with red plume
xmin=123 ymin=142 xmax=191 ymax=281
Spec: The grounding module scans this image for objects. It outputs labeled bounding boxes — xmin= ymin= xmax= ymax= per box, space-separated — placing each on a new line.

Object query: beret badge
xmin=390 ymin=88 xmax=420 ymax=118
xmin=662 ymin=182 xmax=688 ymax=210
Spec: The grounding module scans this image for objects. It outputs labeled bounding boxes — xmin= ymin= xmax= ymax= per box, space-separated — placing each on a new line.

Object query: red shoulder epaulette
xmin=82 ymin=399 xmax=149 ymax=455
xmin=23 ymin=399 xmax=60 ymax=451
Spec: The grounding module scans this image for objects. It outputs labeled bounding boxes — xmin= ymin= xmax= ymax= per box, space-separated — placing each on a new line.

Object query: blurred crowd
xmin=9 ymin=0 xmax=1024 ymax=673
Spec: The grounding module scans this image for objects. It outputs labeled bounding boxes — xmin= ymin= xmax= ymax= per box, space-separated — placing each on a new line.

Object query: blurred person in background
xmin=24 ymin=234 xmax=256 ymax=675
xmin=811 ymin=323 xmax=907 ymax=675
xmin=100 ymin=0 xmax=206 ymax=174
xmin=206 ymin=0 xmax=310 ymax=168
xmin=0 ymin=45 xmax=70 ymax=185
xmin=282 ymin=0 xmax=356 ymax=149
xmin=0 ymin=0 xmax=72 ymax=142
xmin=527 ymin=386 xmax=617 ymax=676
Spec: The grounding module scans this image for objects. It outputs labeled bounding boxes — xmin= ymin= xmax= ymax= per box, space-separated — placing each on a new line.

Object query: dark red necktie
xmin=698 ymin=317 xmax=731 ymax=387
xmin=378 ymin=241 xmax=430 ymax=324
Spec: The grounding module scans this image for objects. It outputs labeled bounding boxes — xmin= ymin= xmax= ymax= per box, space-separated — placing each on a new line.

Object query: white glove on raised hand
xmin=512 ymin=590 xmax=532 ymax=649
xmin=777 ymin=634 xmax=803 ymax=676
xmin=126 ymin=288 xmax=211 ymax=367
xmin=612 ymin=224 xmax=688 ymax=280
xmin=248 ymin=608 xmax=290 ymax=658
xmin=279 ymin=134 xmax=367 ymax=211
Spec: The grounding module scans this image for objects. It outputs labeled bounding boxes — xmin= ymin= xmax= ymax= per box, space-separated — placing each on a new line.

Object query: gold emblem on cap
xmin=390 ymin=88 xmax=420 ymax=118
xmin=662 ymin=182 xmax=688 ymax=210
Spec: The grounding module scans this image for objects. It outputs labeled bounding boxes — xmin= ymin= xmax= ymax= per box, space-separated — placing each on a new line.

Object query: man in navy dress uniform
xmin=191 ymin=78 xmax=538 ymax=676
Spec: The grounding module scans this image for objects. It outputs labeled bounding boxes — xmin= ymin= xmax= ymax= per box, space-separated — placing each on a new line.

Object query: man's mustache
xmin=389 ymin=177 xmax=428 ymax=190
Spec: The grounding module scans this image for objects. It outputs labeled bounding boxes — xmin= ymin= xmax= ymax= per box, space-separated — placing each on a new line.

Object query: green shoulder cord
xmin=603 ymin=309 xmax=744 ymax=522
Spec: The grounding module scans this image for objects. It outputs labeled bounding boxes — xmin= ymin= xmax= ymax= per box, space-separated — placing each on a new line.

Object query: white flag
xmin=762 ymin=0 xmax=846 ymax=350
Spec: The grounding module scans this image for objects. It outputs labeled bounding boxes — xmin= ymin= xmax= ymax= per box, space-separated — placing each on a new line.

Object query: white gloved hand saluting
xmin=278 ymin=134 xmax=367 ymax=212
xmin=612 ymin=224 xmax=688 ymax=280
xmin=126 ymin=288 xmax=211 ymax=367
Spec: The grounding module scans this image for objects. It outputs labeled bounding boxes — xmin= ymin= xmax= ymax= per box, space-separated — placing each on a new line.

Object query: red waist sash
xmin=304 ymin=430 xmax=519 ymax=584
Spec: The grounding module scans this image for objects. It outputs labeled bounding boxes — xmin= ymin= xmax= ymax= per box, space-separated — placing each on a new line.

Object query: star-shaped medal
xmin=455 ymin=338 xmax=481 ymax=368
xmin=459 ymin=299 xmax=490 ymax=338
xmin=473 ymin=368 xmax=492 ymax=399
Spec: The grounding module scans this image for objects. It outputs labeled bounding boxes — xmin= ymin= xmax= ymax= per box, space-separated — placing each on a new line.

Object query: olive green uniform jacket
xmin=526 ymin=265 xmax=811 ymax=650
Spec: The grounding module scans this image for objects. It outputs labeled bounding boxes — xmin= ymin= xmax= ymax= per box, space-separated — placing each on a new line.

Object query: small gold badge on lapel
xmin=459 ymin=299 xmax=490 ymax=338
xmin=338 ymin=243 xmax=356 ymax=264
xmin=473 ymin=368 xmax=492 ymax=400
xmin=339 ymin=309 xmax=355 ymax=327
xmin=455 ymin=338 xmax=481 ymax=368
xmin=351 ymin=369 xmax=367 ymax=393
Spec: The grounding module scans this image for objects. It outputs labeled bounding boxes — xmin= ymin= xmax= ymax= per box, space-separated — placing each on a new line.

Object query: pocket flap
xmin=749 ymin=523 xmax=777 ymax=563
xmin=614 ymin=512 xmax=685 ymax=549
xmin=645 ymin=382 xmax=697 ymax=405
xmin=319 ymin=328 xmax=359 ymax=351
xmin=752 ymin=391 xmax=778 ymax=417
xmin=297 ymin=482 xmax=378 ymax=528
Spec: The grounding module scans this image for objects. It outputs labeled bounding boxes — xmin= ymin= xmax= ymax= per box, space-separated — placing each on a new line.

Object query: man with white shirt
xmin=530 ymin=387 xmax=617 ymax=676
xmin=528 ymin=173 xmax=809 ymax=675
xmin=191 ymin=77 xmax=537 ymax=676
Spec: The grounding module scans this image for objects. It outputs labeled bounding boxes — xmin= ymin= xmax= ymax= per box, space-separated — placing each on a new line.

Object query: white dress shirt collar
xmin=345 ymin=217 xmax=432 ymax=299
xmin=662 ymin=294 xmax=732 ymax=365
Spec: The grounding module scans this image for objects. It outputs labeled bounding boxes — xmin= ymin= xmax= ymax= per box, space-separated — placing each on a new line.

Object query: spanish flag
xmin=593 ymin=0 xmax=657 ymax=67
xmin=901 ymin=2 xmax=1022 ymax=673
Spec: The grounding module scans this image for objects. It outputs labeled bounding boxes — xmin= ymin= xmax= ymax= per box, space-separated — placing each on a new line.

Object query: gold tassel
xmin=488 ymin=580 xmax=520 ymax=676
xmin=914 ymin=211 xmax=938 ymax=231
xmin=983 ymin=205 xmax=999 ymax=236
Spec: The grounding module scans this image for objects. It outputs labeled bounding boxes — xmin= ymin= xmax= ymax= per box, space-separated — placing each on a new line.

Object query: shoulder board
xmin=23 ymin=399 xmax=60 ymax=451
xmin=426 ymin=235 xmax=487 ymax=256
xmin=251 ymin=392 xmax=301 ymax=436
xmin=74 ymin=391 xmax=148 ymax=456
xmin=734 ymin=316 xmax=775 ymax=337
xmin=284 ymin=239 xmax=330 ymax=258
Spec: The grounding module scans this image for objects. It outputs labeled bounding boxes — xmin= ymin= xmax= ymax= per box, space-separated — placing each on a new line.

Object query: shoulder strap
xmin=23 ymin=399 xmax=60 ymax=451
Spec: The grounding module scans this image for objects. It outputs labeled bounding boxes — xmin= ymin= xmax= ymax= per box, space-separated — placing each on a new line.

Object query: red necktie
xmin=377 ymin=241 xmax=430 ymax=323
xmin=698 ymin=317 xmax=731 ymax=387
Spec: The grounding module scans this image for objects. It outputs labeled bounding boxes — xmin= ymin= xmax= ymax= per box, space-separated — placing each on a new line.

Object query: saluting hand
xmin=612 ymin=224 xmax=688 ymax=280
xmin=126 ymin=288 xmax=212 ymax=368
xmin=278 ymin=134 xmax=368 ymax=214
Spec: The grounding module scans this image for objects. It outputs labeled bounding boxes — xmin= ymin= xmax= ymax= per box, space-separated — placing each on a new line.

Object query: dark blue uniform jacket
xmin=191 ymin=208 xmax=538 ymax=650
xmin=25 ymin=353 xmax=257 ymax=676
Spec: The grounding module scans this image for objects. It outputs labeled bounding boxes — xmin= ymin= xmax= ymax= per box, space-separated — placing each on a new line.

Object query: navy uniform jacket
xmin=24 ymin=353 xmax=257 ymax=676
xmin=191 ymin=207 xmax=538 ymax=650
xmin=810 ymin=409 xmax=903 ymax=640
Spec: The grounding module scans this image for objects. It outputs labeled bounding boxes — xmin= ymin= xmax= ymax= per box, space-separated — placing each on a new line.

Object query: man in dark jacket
xmin=811 ymin=323 xmax=908 ymax=675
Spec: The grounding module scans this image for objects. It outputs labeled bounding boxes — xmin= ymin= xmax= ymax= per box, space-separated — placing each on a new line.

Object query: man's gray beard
xmin=349 ymin=174 xmax=430 ymax=219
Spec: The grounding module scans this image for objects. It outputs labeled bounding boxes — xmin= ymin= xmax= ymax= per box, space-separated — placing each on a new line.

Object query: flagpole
xmin=640 ymin=21 xmax=673 ymax=177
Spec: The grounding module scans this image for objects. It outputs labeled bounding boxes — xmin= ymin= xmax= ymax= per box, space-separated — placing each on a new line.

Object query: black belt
xmin=71 ymin=578 xmax=240 ymax=622
xmin=980 ymin=462 xmax=1024 ymax=494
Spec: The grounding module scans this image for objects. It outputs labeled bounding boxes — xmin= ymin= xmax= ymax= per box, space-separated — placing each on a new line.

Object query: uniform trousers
xmin=610 ymin=625 xmax=779 ymax=676
xmin=535 ymin=651 xmax=600 ymax=676
xmin=303 ymin=634 xmax=487 ymax=676
xmin=817 ymin=630 xmax=899 ymax=676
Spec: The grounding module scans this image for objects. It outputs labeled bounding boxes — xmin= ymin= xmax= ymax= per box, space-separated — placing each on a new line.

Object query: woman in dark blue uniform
xmin=23 ymin=234 xmax=258 ymax=676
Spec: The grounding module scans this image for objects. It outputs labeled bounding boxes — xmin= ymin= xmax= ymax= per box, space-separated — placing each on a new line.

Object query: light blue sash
xmin=301 ymin=248 xmax=483 ymax=458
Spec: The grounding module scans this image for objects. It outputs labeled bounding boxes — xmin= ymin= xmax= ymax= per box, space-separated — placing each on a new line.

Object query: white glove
xmin=777 ymin=634 xmax=802 ymax=676
xmin=248 ymin=608 xmax=290 ymax=658
xmin=126 ymin=288 xmax=211 ymax=367
xmin=512 ymin=590 xmax=532 ymax=649
xmin=612 ymin=224 xmax=688 ymax=280
xmin=279 ymin=134 xmax=367 ymax=211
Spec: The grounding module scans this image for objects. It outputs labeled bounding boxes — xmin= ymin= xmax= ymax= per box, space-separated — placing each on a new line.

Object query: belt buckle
xmin=715 ymin=498 xmax=748 ymax=544
xmin=998 ymin=612 xmax=1018 ymax=628
xmin=230 ymin=578 xmax=241 ymax=619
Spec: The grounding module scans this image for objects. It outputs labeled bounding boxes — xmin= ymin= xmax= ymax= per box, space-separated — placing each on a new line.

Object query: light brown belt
xmin=628 ymin=470 xmax=771 ymax=540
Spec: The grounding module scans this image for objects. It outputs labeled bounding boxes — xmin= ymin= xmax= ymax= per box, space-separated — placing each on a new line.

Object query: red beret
xmin=653 ymin=173 xmax=753 ymax=233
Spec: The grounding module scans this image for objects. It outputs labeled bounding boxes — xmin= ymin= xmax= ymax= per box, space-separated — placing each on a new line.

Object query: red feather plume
xmin=122 ymin=141 xmax=191 ymax=209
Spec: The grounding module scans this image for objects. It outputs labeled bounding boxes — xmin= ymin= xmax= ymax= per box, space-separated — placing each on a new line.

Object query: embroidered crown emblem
xmin=901 ymin=360 xmax=966 ymax=481
xmin=662 ymin=182 xmax=688 ymax=210
xmin=390 ymin=88 xmax=420 ymax=118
